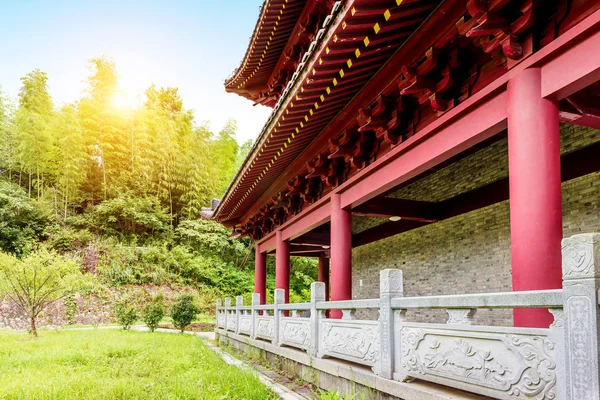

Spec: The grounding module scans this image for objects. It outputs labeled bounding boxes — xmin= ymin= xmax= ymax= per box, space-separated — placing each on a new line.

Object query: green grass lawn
xmin=0 ymin=329 xmax=276 ymax=400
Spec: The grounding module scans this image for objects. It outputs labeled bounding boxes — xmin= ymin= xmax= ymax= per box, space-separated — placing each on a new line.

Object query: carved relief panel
xmin=319 ymin=320 xmax=380 ymax=367
xmin=399 ymin=326 xmax=557 ymax=399
xmin=280 ymin=317 xmax=311 ymax=350
xmin=255 ymin=317 xmax=275 ymax=341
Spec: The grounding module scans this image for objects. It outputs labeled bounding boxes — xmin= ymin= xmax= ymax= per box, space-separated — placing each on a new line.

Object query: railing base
xmin=216 ymin=328 xmax=485 ymax=400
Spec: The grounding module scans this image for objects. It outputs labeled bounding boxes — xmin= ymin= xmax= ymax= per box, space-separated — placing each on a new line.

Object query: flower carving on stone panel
xmin=256 ymin=318 xmax=274 ymax=339
xmin=281 ymin=320 xmax=310 ymax=347
xmin=400 ymin=328 xmax=557 ymax=399
xmin=217 ymin=313 xmax=225 ymax=327
xmin=321 ymin=323 xmax=380 ymax=365
xmin=423 ymin=338 xmax=513 ymax=389
xmin=561 ymin=234 xmax=600 ymax=279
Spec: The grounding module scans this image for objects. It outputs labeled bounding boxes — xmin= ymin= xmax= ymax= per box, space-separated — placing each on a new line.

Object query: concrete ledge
xmin=216 ymin=329 xmax=488 ymax=400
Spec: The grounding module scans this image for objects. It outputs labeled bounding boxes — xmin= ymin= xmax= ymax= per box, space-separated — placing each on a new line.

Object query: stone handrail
xmin=390 ymin=289 xmax=564 ymax=309
xmin=316 ymin=299 xmax=380 ymax=309
xmin=215 ymin=233 xmax=600 ymax=400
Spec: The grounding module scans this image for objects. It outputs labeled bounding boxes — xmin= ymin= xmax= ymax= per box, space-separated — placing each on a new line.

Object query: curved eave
xmin=224 ymin=0 xmax=307 ymax=103
xmin=215 ymin=0 xmax=440 ymax=223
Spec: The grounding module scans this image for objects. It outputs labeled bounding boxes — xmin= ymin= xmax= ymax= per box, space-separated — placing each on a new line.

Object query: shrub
xmin=142 ymin=295 xmax=165 ymax=332
xmin=0 ymin=181 xmax=54 ymax=255
xmin=115 ymin=301 xmax=137 ymax=330
xmin=48 ymin=227 xmax=93 ymax=252
xmin=170 ymin=294 xmax=199 ymax=332
xmin=175 ymin=219 xmax=252 ymax=268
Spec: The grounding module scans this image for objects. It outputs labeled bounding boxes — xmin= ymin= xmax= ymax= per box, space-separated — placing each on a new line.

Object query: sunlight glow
xmin=111 ymin=88 xmax=142 ymax=112
xmin=111 ymin=91 xmax=130 ymax=109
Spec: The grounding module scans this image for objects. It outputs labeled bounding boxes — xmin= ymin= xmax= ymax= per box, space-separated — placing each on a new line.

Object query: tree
xmin=170 ymin=294 xmax=199 ymax=332
xmin=210 ymin=120 xmax=239 ymax=195
xmin=52 ymin=105 xmax=88 ymax=218
xmin=142 ymin=294 xmax=165 ymax=332
xmin=14 ymin=69 xmax=54 ymax=199
xmin=115 ymin=301 xmax=138 ymax=330
xmin=0 ymin=87 xmax=16 ymax=179
xmin=0 ymin=248 xmax=81 ymax=336
xmin=79 ymin=57 xmax=123 ymax=201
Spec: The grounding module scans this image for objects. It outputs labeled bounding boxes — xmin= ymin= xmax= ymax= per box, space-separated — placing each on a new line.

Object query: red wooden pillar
xmin=254 ymin=246 xmax=267 ymax=305
xmin=275 ymin=230 xmax=290 ymax=304
xmin=318 ymin=256 xmax=330 ymax=301
xmin=330 ymin=194 xmax=352 ymax=318
xmin=507 ymin=68 xmax=562 ymax=328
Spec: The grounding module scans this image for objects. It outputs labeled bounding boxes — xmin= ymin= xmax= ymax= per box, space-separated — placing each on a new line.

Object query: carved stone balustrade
xmin=215 ymin=233 xmax=600 ymax=400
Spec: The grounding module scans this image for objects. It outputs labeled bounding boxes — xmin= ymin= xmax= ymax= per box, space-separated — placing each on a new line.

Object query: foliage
xmin=141 ymin=294 xmax=165 ymax=332
xmin=175 ymin=219 xmax=252 ymax=268
xmin=0 ymin=57 xmax=252 ymax=222
xmin=316 ymin=390 xmax=365 ymax=400
xmin=170 ymin=294 xmax=199 ymax=332
xmin=64 ymin=293 xmax=77 ymax=325
xmin=0 ymin=57 xmax=320 ymax=328
xmin=0 ymin=329 xmax=277 ymax=399
xmin=0 ymin=247 xmax=82 ymax=336
xmin=87 ymin=196 xmax=172 ymax=239
xmin=47 ymin=227 xmax=93 ymax=252
xmin=114 ymin=300 xmax=138 ymax=330
xmin=0 ymin=181 xmax=54 ymax=255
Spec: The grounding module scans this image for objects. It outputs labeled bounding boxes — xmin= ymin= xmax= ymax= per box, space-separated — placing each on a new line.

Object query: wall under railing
xmin=216 ymin=233 xmax=600 ymax=400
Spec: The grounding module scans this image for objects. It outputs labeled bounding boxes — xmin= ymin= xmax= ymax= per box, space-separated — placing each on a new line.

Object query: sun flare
xmin=111 ymin=91 xmax=131 ymax=110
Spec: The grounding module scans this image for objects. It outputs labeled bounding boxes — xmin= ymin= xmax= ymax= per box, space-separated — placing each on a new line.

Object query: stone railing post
xmin=309 ymin=282 xmax=325 ymax=357
xmin=215 ymin=299 xmax=222 ymax=330
xmin=562 ymin=233 xmax=600 ymax=400
xmin=375 ymin=269 xmax=403 ymax=379
xmin=235 ymin=296 xmax=243 ymax=335
xmin=251 ymin=293 xmax=260 ymax=339
xmin=273 ymin=289 xmax=285 ymax=346
xmin=224 ymin=297 xmax=232 ymax=331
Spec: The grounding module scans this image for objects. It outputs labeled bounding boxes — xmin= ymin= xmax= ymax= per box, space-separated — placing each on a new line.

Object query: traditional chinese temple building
xmin=214 ymin=2 xmax=600 ymax=396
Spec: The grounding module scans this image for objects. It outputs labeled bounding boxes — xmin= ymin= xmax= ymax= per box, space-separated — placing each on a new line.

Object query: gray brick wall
xmin=351 ymin=125 xmax=600 ymax=325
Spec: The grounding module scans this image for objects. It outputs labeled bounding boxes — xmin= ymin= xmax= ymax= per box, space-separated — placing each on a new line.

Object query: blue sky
xmin=0 ymin=0 xmax=272 ymax=143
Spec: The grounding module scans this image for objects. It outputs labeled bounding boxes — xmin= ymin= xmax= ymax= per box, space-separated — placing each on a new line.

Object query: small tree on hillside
xmin=115 ymin=301 xmax=138 ymax=330
xmin=0 ymin=248 xmax=81 ymax=336
xmin=170 ymin=294 xmax=199 ymax=333
xmin=142 ymin=294 xmax=165 ymax=332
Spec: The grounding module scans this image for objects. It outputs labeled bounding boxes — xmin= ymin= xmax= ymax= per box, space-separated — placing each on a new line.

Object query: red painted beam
xmin=541 ymin=11 xmax=600 ymax=100
xmin=340 ymin=90 xmax=508 ymax=209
